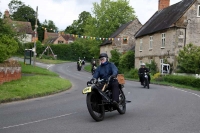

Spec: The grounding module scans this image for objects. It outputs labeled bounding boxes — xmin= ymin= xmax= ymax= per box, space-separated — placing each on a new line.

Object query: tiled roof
xmin=101 ymin=20 xmax=135 ymax=46
xmin=62 ymin=34 xmax=75 ymax=41
xmin=46 ymin=37 xmax=57 ymax=44
xmin=11 ymin=21 xmax=33 ymax=34
xmin=135 ymin=0 xmax=196 ymax=38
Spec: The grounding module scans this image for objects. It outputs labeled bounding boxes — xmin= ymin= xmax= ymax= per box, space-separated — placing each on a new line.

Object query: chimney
xmin=158 ymin=0 xmax=170 ymax=10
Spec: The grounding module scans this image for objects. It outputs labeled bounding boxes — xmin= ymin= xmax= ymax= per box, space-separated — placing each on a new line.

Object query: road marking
xmin=47 ymin=64 xmax=54 ymax=69
xmin=0 ymin=112 xmax=76 ymax=130
xmin=173 ymin=87 xmax=200 ymax=98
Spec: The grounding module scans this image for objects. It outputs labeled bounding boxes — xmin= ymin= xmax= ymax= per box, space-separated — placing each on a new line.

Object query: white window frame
xmin=139 ymin=60 xmax=142 ymax=65
xmin=160 ymin=59 xmax=164 ymax=72
xmin=149 ymin=59 xmax=153 ymax=64
xmin=161 ymin=33 xmax=165 ymax=48
xmin=149 ymin=36 xmax=153 ymax=49
xmin=139 ymin=39 xmax=143 ymax=51
xmin=197 ymin=5 xmax=200 ymax=17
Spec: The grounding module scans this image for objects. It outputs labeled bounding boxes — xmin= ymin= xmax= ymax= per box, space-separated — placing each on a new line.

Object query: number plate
xmin=82 ymin=87 xmax=92 ymax=94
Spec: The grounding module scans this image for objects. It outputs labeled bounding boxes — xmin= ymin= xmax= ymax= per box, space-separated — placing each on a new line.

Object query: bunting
xmin=41 ymin=26 xmax=128 ymax=41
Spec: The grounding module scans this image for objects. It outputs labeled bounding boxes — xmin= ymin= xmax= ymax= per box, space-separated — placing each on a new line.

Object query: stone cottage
xmin=135 ymin=0 xmax=200 ymax=72
xmin=100 ymin=19 xmax=142 ymax=58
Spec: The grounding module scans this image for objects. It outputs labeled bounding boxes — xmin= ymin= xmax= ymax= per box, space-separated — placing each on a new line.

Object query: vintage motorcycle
xmin=77 ymin=61 xmax=82 ymax=71
xmin=82 ymin=76 xmax=126 ymax=121
xmin=141 ymin=71 xmax=150 ymax=89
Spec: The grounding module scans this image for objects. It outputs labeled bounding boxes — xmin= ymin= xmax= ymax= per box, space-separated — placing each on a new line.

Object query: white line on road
xmin=0 ymin=112 xmax=77 ymax=130
xmin=172 ymin=87 xmax=200 ymax=98
xmin=47 ymin=64 xmax=54 ymax=69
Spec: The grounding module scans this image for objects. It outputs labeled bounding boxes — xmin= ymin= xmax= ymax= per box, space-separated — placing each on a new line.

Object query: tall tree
xmin=42 ymin=19 xmax=58 ymax=33
xmin=65 ymin=11 xmax=92 ymax=35
xmin=8 ymin=0 xmax=25 ymax=14
xmin=11 ymin=5 xmax=36 ymax=30
xmin=85 ymin=0 xmax=136 ymax=38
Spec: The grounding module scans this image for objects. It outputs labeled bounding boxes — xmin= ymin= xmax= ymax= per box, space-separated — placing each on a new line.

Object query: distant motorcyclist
xmin=91 ymin=60 xmax=97 ymax=74
xmin=77 ymin=58 xmax=82 ymax=71
xmin=89 ymin=53 xmax=120 ymax=108
xmin=138 ymin=63 xmax=150 ymax=85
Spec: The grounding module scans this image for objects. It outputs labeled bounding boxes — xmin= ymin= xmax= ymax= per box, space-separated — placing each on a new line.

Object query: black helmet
xmin=99 ymin=53 xmax=108 ymax=59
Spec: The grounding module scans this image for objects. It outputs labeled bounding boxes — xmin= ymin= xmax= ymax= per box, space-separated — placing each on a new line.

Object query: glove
xmin=110 ymin=75 xmax=116 ymax=79
xmin=88 ymin=78 xmax=96 ymax=84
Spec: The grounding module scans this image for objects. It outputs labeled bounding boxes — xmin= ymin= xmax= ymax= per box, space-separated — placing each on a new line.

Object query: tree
xmin=85 ymin=0 xmax=136 ymax=38
xmin=65 ymin=11 xmax=92 ymax=35
xmin=177 ymin=43 xmax=200 ymax=74
xmin=8 ymin=0 xmax=25 ymax=14
xmin=42 ymin=19 xmax=58 ymax=33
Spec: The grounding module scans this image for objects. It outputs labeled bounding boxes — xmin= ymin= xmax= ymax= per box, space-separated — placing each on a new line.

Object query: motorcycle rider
xmin=89 ymin=53 xmax=119 ymax=108
xmin=77 ymin=58 xmax=82 ymax=70
xmin=91 ymin=60 xmax=97 ymax=74
xmin=138 ymin=63 xmax=150 ymax=85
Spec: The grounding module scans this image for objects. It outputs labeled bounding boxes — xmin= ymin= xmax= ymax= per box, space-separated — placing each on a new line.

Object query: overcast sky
xmin=0 ymin=0 xmax=181 ymax=31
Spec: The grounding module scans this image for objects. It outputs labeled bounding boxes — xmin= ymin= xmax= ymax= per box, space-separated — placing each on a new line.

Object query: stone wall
xmin=0 ymin=60 xmax=21 ymax=85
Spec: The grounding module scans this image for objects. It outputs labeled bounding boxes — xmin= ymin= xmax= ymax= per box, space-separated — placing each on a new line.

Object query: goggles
xmin=99 ymin=57 xmax=106 ymax=61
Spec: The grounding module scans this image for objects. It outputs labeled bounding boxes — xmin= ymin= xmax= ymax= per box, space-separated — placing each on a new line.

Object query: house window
xmin=139 ymin=60 xmax=142 ymax=65
xmin=197 ymin=5 xmax=200 ymax=17
xmin=149 ymin=59 xmax=153 ymax=64
xmin=123 ymin=37 xmax=128 ymax=44
xmin=149 ymin=36 xmax=153 ymax=49
xmin=161 ymin=33 xmax=165 ymax=48
xmin=139 ymin=39 xmax=143 ymax=51
xmin=58 ymin=40 xmax=64 ymax=44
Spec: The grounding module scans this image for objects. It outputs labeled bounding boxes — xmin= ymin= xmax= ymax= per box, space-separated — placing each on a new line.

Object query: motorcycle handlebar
xmin=86 ymin=75 xmax=114 ymax=86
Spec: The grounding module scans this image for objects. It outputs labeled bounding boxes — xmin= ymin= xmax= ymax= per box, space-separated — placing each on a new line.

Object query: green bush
xmin=0 ymin=35 xmax=19 ymax=62
xmin=118 ymin=51 xmax=135 ymax=73
xmin=124 ymin=68 xmax=139 ymax=79
xmin=163 ymin=75 xmax=200 ymax=90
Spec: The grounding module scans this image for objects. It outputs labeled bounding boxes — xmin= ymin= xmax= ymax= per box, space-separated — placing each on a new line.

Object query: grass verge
xmin=0 ymin=61 xmax=72 ymax=104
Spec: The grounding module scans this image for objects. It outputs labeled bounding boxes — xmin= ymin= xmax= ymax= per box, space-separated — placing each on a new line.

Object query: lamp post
xmin=33 ymin=6 xmax=38 ymax=66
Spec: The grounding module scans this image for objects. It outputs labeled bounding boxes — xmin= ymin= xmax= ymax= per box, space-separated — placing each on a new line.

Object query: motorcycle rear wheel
xmin=117 ymin=89 xmax=126 ymax=114
xmin=86 ymin=91 xmax=105 ymax=121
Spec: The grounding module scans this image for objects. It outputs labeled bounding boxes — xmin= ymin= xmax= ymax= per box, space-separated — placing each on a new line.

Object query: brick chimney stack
xmin=158 ymin=0 xmax=170 ymax=10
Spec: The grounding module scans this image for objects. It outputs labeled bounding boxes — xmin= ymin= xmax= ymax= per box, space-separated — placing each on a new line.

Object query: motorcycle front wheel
xmin=117 ymin=89 xmax=126 ymax=114
xmin=146 ymin=79 xmax=149 ymax=89
xmin=86 ymin=91 xmax=105 ymax=121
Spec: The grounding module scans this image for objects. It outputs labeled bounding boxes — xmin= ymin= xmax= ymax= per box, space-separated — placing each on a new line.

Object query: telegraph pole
xmin=33 ymin=6 xmax=38 ymax=66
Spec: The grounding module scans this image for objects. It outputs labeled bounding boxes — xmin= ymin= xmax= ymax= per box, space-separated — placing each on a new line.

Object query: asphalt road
xmin=0 ymin=62 xmax=200 ymax=133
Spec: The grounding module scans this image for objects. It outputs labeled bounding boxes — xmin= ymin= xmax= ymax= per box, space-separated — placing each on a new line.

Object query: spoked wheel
xmin=117 ymin=89 xmax=126 ymax=114
xmin=143 ymin=80 xmax=146 ymax=88
xmin=86 ymin=91 xmax=105 ymax=121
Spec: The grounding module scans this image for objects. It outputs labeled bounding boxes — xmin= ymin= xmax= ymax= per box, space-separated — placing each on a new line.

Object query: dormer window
xmin=123 ymin=37 xmax=128 ymax=44
xmin=197 ymin=5 xmax=200 ymax=17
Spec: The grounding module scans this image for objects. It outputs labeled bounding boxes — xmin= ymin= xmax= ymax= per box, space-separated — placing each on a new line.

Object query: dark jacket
xmin=93 ymin=61 xmax=118 ymax=80
xmin=138 ymin=67 xmax=149 ymax=74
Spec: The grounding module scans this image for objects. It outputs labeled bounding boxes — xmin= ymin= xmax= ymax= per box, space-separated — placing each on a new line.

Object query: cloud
xmin=0 ymin=0 xmax=181 ymax=31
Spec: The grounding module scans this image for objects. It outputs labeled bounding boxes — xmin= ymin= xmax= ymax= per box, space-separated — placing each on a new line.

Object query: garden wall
xmin=0 ymin=60 xmax=21 ymax=85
